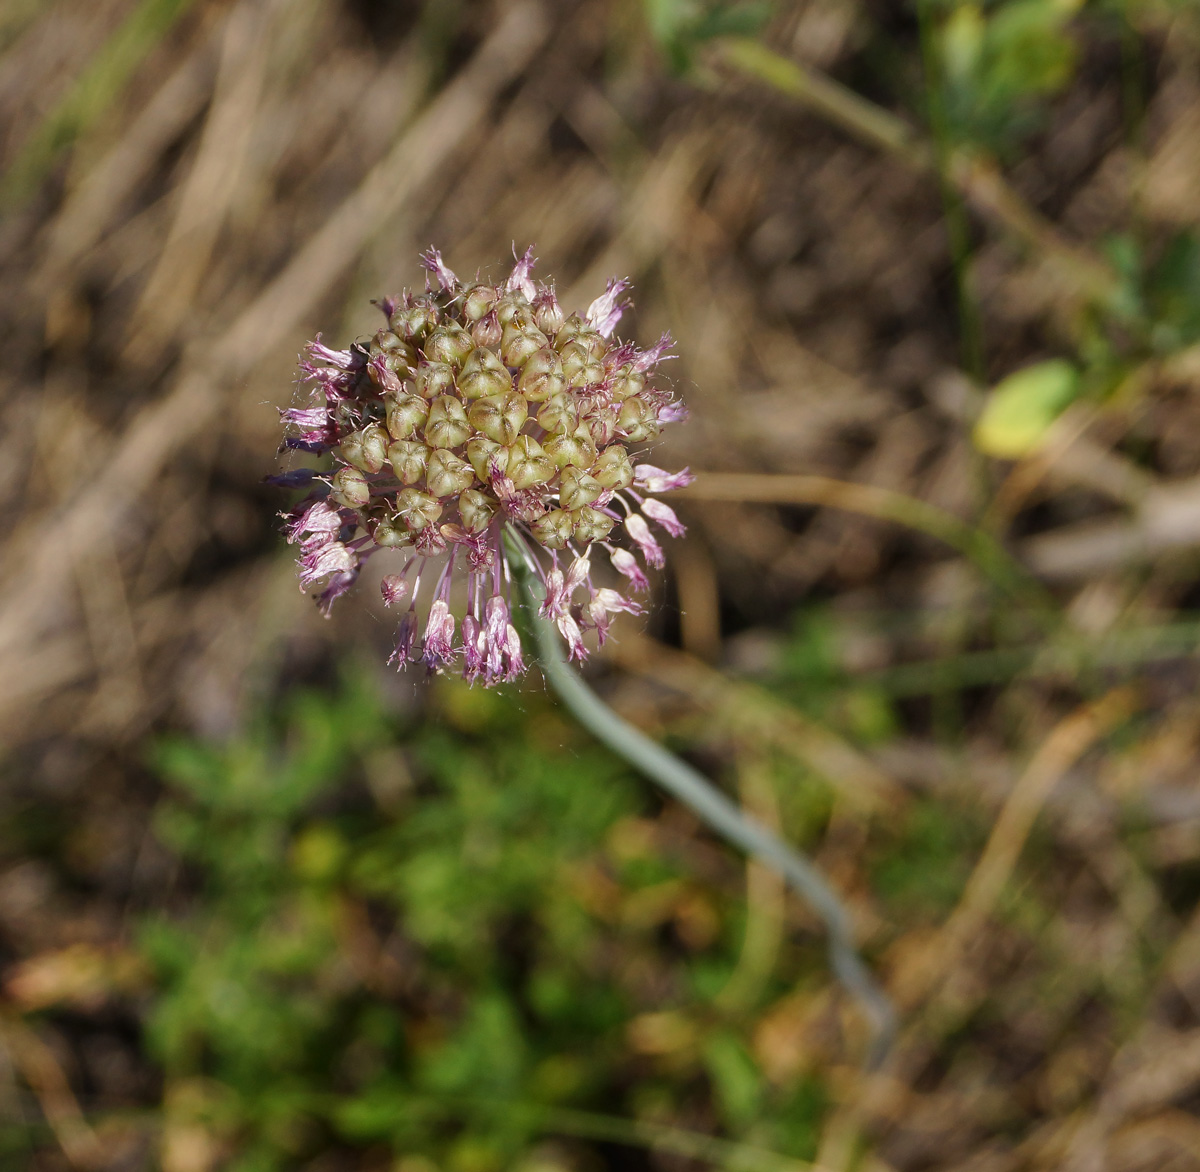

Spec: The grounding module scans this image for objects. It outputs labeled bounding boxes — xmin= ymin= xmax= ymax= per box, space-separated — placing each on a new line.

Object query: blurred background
xmin=6 ymin=0 xmax=1200 ymax=1168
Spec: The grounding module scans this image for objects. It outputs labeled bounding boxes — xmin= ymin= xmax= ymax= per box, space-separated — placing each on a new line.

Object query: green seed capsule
xmin=494 ymin=291 xmax=530 ymax=326
xmin=458 ymin=488 xmax=497 ymax=533
xmin=338 ymin=423 xmax=389 ymax=473
xmin=415 ymin=362 xmax=457 ymax=399
xmin=468 ymin=391 xmax=527 ymax=445
xmin=544 ymin=427 xmax=597 ymax=471
xmin=372 ymin=516 xmax=413 ymax=547
xmin=462 ymin=284 xmax=499 ymax=322
xmin=386 ymin=394 xmax=430 ymax=440
xmin=608 ymin=366 xmax=646 ymax=401
xmin=537 ymin=391 xmax=579 ymax=436
xmin=585 ymin=406 xmax=619 ymax=447
xmin=617 ymin=395 xmax=661 ymax=443
xmin=558 ymin=465 xmax=603 ymax=511
xmin=396 ymin=487 xmax=442 ymax=531
xmin=590 ymin=444 xmax=634 ymax=489
xmin=423 ymin=323 xmax=474 ymax=367
xmin=426 ymin=448 xmax=475 ymax=498
xmin=553 ymin=313 xmax=587 ymax=351
xmin=506 ymin=434 xmax=555 ymax=490
xmin=532 ymin=508 xmax=575 ymax=549
xmin=424 ymin=395 xmax=470 ymax=450
xmin=457 ymin=347 xmax=512 ymax=400
xmin=501 ymin=320 xmax=548 ymax=368
xmin=517 ymin=347 xmax=565 ymax=403
xmin=390 ymin=300 xmax=437 ymax=338
xmin=331 ymin=465 xmax=371 ymax=509
xmin=559 ymin=340 xmax=605 ymax=388
xmin=387 ymin=440 xmax=430 ymax=485
xmin=572 ymin=506 xmax=615 ymax=544
xmin=466 ymin=436 xmax=509 ymax=482
xmin=376 ymin=331 xmax=418 ymax=367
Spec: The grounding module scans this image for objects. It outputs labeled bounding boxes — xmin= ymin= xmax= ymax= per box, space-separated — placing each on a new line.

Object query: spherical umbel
xmin=277 ymin=246 xmax=691 ymax=684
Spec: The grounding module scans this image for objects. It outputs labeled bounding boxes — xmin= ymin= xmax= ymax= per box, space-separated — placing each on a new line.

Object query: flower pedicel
xmin=276 ymin=248 xmax=692 ymax=684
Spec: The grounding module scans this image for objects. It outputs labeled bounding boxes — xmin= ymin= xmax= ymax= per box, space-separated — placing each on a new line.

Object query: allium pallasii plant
xmin=276 ymin=248 xmax=692 ymax=683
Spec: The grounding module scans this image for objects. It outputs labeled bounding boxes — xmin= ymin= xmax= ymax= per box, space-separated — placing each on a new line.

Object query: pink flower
xmin=276 ymin=246 xmax=692 ymax=683
xmin=641 ymin=499 xmax=686 ymax=538
xmin=587 ymin=277 xmax=631 ymax=337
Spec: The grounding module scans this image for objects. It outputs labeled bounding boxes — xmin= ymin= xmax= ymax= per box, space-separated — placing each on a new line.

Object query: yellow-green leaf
xmin=973 ymin=359 xmax=1079 ymax=458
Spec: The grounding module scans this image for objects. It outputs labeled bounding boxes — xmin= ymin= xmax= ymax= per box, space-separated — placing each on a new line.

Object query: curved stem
xmin=506 ymin=530 xmax=896 ymax=1069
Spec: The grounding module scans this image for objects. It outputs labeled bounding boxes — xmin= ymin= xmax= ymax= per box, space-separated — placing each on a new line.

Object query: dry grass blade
xmin=0 ymin=1011 xmax=105 ymax=1169
xmin=893 ymin=686 xmax=1137 ymax=1009
xmin=0 ymin=1 xmax=550 ymax=716
xmin=611 ymin=629 xmax=903 ymax=812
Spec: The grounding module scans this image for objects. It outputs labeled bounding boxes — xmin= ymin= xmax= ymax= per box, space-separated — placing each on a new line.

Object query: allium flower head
xmin=277 ymin=247 xmax=691 ymax=684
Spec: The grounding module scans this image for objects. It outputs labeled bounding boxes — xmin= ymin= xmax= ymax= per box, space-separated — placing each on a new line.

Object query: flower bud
xmin=501 ymin=319 xmax=549 ymax=368
xmin=386 ymin=394 xmax=430 ymax=439
xmin=506 ymin=434 xmax=555 ymax=490
xmin=471 ymin=312 xmax=501 ymax=349
xmin=532 ymin=508 xmax=575 ymax=549
xmin=537 ymin=391 xmax=579 ymax=435
xmin=426 ymin=448 xmax=475 ymax=498
xmin=468 ymin=391 xmax=527 ymax=445
xmin=533 ymin=289 xmax=564 ymax=335
xmin=458 ymin=488 xmax=497 ymax=533
xmin=516 ymin=347 xmax=565 ymax=403
xmin=423 ymin=323 xmax=474 ymax=366
xmin=572 ymin=506 xmax=615 ymax=544
xmin=424 ymin=395 xmax=470 ymax=449
xmin=380 ymin=573 xmax=410 ymax=603
xmin=397 ymin=487 xmax=442 ymax=531
xmin=591 ymin=443 xmax=634 ymax=489
xmin=338 ymin=423 xmax=389 ymax=473
xmin=608 ymin=366 xmax=646 ymax=401
xmin=617 ymin=396 xmax=660 ymax=442
xmin=559 ymin=340 xmax=605 ymax=388
xmin=331 ymin=465 xmax=370 ymax=508
xmin=373 ymin=516 xmax=413 ymax=547
xmin=462 ymin=283 xmax=498 ymax=321
xmin=544 ymin=427 xmax=597 ymax=470
xmin=466 ymin=436 xmax=508 ymax=482
xmin=415 ymin=362 xmax=456 ymax=399
xmin=558 ymin=465 xmax=602 ymax=511
xmin=387 ymin=439 xmax=430 ymax=485
xmin=457 ymin=347 xmax=512 ymax=400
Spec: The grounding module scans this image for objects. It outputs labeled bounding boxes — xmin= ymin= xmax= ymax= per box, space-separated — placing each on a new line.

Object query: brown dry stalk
xmin=0 ymin=2 xmax=551 ymax=707
xmin=714 ymin=37 xmax=1117 ymax=305
xmin=677 ymin=471 xmax=1039 ymax=601
xmin=895 ymin=686 xmax=1137 ymax=1010
xmin=0 ymin=1011 xmax=104 ymax=1169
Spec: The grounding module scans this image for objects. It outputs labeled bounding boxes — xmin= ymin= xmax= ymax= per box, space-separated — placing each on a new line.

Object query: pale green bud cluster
xmin=322 ymin=269 xmax=666 ymax=555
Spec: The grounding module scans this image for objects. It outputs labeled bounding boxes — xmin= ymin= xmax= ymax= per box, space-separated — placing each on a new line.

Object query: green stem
xmin=916 ymin=0 xmax=985 ymax=384
xmin=506 ymin=529 xmax=897 ymax=1070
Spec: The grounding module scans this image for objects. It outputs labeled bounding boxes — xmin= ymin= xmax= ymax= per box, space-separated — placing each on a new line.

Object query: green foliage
xmin=973 ymin=358 xmax=1080 ymax=457
xmin=775 ymin=608 xmax=898 ymax=746
xmin=142 ymin=669 xmax=830 ymax=1168
xmin=1 ymin=0 xmax=198 ymax=205
xmin=932 ymin=0 xmax=1082 ymax=152
xmin=871 ymin=797 xmax=984 ymax=918
xmin=642 ymin=0 xmax=772 ymax=73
